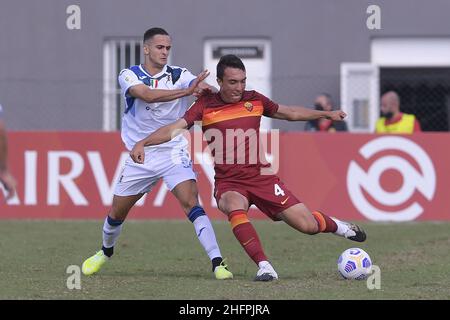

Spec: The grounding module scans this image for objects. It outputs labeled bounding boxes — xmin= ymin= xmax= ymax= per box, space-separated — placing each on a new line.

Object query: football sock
xmin=312 ymin=211 xmax=338 ymax=233
xmin=228 ymin=210 xmax=267 ymax=265
xmin=211 ymin=257 xmax=224 ymax=271
xmin=102 ymin=245 xmax=114 ymax=257
xmin=102 ymin=215 xmax=124 ymax=257
xmin=332 ymin=217 xmax=353 ymax=237
xmin=188 ymin=206 xmax=222 ymax=271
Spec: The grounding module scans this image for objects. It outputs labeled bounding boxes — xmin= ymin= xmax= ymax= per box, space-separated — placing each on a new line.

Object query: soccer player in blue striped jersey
xmin=81 ymin=28 xmax=232 ymax=280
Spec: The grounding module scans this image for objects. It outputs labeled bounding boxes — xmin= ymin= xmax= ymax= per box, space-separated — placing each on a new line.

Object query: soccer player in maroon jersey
xmin=129 ymin=54 xmax=366 ymax=281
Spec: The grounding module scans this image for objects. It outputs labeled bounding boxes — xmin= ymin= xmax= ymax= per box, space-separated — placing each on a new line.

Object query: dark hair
xmin=216 ymin=54 xmax=246 ymax=80
xmin=143 ymin=27 xmax=169 ymax=42
xmin=317 ymin=92 xmax=333 ymax=106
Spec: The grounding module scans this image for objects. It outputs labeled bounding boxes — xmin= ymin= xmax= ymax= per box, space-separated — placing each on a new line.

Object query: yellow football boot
xmin=214 ymin=259 xmax=233 ymax=280
xmin=82 ymin=250 xmax=108 ymax=276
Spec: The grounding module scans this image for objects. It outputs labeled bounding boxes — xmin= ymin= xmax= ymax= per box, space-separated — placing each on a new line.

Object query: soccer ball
xmin=337 ymin=248 xmax=372 ymax=280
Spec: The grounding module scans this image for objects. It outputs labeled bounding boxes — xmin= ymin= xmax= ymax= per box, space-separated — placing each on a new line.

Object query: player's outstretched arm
xmin=193 ymin=81 xmax=218 ymax=98
xmin=130 ymin=119 xmax=189 ymax=164
xmin=271 ymin=105 xmax=347 ymax=121
xmin=128 ymin=70 xmax=210 ymax=103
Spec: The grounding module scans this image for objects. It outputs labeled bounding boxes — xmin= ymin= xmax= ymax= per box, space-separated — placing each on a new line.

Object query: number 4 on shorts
xmin=274 ymin=183 xmax=285 ymax=197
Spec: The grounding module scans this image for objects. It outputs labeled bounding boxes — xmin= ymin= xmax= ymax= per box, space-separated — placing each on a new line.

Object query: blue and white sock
xmin=102 ymin=215 xmax=124 ymax=257
xmin=188 ymin=206 xmax=222 ymax=267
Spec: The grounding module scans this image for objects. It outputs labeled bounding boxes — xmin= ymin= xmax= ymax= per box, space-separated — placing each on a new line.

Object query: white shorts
xmin=114 ymin=147 xmax=197 ymax=196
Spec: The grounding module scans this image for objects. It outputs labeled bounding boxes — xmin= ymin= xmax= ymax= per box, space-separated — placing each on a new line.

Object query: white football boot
xmin=254 ymin=261 xmax=279 ymax=281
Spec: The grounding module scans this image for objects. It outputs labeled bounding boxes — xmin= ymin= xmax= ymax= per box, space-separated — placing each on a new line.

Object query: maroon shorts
xmin=214 ymin=175 xmax=301 ymax=221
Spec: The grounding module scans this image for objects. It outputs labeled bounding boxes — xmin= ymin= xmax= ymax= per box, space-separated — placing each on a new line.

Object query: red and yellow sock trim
xmin=228 ymin=210 xmax=250 ymax=229
xmin=312 ymin=211 xmax=326 ymax=232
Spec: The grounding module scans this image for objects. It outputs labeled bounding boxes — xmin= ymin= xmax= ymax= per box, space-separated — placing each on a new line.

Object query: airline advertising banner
xmin=1 ymin=132 xmax=448 ymax=221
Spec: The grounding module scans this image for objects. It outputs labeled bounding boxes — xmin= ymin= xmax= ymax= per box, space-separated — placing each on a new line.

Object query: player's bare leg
xmin=279 ymin=203 xmax=366 ymax=242
xmin=218 ymin=191 xmax=278 ymax=281
xmin=102 ymin=193 xmax=144 ymax=254
xmin=278 ymin=203 xmax=320 ymax=234
xmin=108 ymin=193 xmax=144 ymax=220
xmin=172 ymin=179 xmax=233 ymax=279
xmin=170 ymin=179 xmax=199 ymax=213
xmin=82 ymin=194 xmax=143 ymax=275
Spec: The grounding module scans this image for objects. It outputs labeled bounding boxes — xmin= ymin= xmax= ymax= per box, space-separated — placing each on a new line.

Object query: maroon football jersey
xmin=183 ymin=91 xmax=279 ymax=181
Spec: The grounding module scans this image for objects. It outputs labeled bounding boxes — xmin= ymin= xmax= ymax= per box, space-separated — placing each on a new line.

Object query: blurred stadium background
xmin=1 ymin=0 xmax=450 ymax=300
xmin=1 ymin=0 xmax=450 ymax=132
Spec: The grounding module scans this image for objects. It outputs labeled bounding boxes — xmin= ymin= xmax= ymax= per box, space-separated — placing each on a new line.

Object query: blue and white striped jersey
xmin=118 ymin=64 xmax=196 ymax=151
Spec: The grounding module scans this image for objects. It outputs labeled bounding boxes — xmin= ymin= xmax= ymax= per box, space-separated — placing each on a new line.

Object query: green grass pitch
xmin=1 ymin=220 xmax=449 ymax=299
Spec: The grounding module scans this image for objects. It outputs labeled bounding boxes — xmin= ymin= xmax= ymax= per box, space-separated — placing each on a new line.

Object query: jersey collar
xmin=139 ymin=64 xmax=168 ymax=79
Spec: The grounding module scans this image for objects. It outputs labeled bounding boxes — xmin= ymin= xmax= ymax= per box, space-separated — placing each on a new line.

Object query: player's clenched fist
xmin=130 ymin=141 xmax=145 ymax=164
xmin=327 ymin=110 xmax=347 ymax=121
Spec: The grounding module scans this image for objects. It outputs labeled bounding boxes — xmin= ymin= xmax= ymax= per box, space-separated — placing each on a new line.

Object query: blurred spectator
xmin=304 ymin=93 xmax=348 ymax=132
xmin=0 ymin=104 xmax=17 ymax=201
xmin=376 ymin=91 xmax=421 ymax=133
